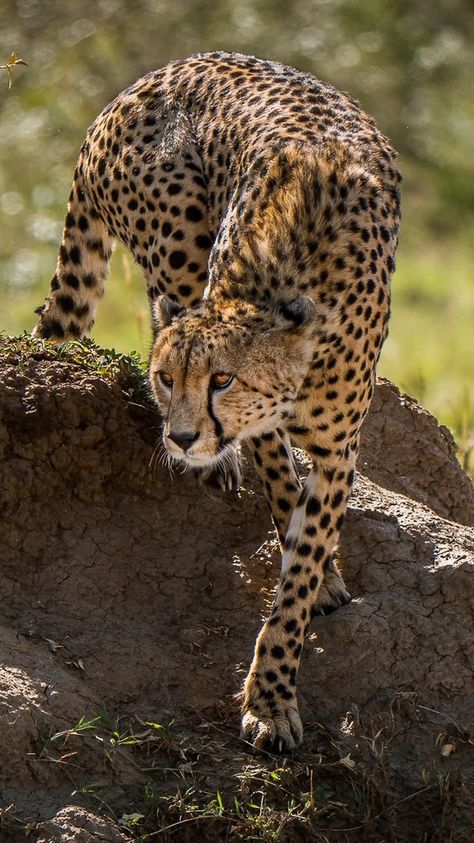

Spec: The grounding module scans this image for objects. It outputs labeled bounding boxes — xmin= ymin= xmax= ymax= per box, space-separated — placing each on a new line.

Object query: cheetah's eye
xmin=158 ymin=371 xmax=173 ymax=388
xmin=211 ymin=372 xmax=234 ymax=390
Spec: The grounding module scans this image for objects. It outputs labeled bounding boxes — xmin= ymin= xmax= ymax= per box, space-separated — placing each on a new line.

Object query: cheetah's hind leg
xmin=197 ymin=445 xmax=242 ymax=494
xmin=312 ymin=558 xmax=351 ymax=616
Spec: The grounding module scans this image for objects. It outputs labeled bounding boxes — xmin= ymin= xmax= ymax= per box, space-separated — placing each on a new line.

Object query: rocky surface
xmin=0 ymin=338 xmax=473 ymax=842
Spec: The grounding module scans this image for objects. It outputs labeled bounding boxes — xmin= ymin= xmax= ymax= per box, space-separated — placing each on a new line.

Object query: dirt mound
xmin=0 ymin=337 xmax=473 ymax=842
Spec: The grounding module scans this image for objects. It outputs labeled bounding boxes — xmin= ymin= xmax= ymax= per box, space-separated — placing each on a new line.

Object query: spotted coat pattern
xmin=34 ymin=52 xmax=401 ymax=752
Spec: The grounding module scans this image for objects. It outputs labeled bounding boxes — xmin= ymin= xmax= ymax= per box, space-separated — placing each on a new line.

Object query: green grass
xmin=378 ymin=237 xmax=474 ymax=473
xmin=6 ymin=698 xmax=468 ymax=841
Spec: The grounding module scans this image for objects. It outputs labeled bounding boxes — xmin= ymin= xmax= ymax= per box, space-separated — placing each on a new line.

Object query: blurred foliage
xmin=0 ymin=0 xmax=473 ymax=470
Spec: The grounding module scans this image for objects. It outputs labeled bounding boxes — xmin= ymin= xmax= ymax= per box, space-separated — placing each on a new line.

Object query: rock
xmin=0 ymin=337 xmax=472 ymax=841
xmin=36 ymin=807 xmax=129 ymax=843
xmin=359 ymin=377 xmax=474 ymax=527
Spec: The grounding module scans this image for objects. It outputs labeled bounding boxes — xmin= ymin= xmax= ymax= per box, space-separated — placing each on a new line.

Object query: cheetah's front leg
xmin=241 ymin=439 xmax=358 ymax=751
xmin=247 ymin=430 xmax=350 ymax=615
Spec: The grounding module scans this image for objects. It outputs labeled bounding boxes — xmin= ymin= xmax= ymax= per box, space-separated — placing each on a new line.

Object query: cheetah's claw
xmin=241 ymin=705 xmax=303 ymax=753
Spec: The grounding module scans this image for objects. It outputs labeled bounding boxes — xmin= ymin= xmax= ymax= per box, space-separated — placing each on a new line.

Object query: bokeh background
xmin=1 ymin=0 xmax=473 ymax=469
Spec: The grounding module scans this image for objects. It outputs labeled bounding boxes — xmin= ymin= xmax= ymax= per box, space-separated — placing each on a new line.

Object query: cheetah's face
xmin=149 ymin=295 xmax=316 ymax=469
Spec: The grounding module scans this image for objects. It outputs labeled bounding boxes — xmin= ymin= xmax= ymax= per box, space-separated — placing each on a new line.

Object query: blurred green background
xmin=1 ymin=0 xmax=473 ymax=470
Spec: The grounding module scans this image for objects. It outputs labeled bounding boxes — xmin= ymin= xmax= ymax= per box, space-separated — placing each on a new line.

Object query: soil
xmin=0 ymin=337 xmax=473 ymax=842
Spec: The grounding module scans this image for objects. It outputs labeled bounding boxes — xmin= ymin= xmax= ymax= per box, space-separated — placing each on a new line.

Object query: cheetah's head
xmin=149 ymin=294 xmax=317 ymax=469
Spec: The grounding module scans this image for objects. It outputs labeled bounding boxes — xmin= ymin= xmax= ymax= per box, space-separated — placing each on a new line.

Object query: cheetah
xmin=34 ymin=52 xmax=401 ymax=752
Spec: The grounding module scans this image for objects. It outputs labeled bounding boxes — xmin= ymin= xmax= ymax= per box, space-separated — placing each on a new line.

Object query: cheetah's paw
xmin=312 ymin=559 xmax=351 ymax=616
xmin=240 ymin=702 xmax=303 ymax=753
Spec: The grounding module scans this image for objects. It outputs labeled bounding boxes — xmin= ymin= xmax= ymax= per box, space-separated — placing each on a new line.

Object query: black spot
xmin=64 ymin=273 xmax=79 ymax=289
xmin=69 ymin=246 xmax=81 ymax=265
xmin=306 ymin=496 xmax=321 ymax=515
xmin=265 ymin=670 xmax=277 ymax=683
xmin=271 ymin=646 xmax=284 ymax=659
xmin=309 ymin=444 xmax=331 ymax=458
xmin=336 ymin=514 xmax=345 ymax=530
xmin=68 ymin=321 xmax=81 ymax=337
xmin=185 ymin=205 xmax=204 ymax=222
xmin=276 ymin=683 xmax=292 ymax=700
xmin=78 ymin=216 xmax=89 ymax=232
xmin=76 ymin=304 xmax=89 ymax=319
xmin=59 ymin=246 xmax=69 ymax=265
xmin=277 ymin=498 xmax=291 ymax=513
xmin=42 ymin=319 xmax=65 ymax=339
xmin=287 ymin=424 xmax=309 ymax=436
xmin=298 ymin=585 xmax=308 ymax=599
xmin=169 ymin=251 xmax=186 ymax=270
xmin=331 ymin=490 xmax=344 ymax=508
xmin=320 ymin=513 xmax=331 ymax=529
xmin=196 ymin=234 xmax=211 ymax=250
xmin=57 ymin=294 xmax=75 ymax=313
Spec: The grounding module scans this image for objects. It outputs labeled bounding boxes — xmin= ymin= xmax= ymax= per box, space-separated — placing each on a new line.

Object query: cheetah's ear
xmin=152 ymin=295 xmax=185 ymax=332
xmin=276 ymin=295 xmax=316 ymax=330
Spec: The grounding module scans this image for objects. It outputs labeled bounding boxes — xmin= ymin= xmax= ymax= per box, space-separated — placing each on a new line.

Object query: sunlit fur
xmin=33 ymin=52 xmax=400 ymax=752
xmin=150 ymin=296 xmax=317 ymax=468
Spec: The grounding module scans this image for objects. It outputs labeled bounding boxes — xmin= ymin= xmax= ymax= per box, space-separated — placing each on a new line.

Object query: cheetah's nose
xmin=167 ymin=430 xmax=200 ymax=452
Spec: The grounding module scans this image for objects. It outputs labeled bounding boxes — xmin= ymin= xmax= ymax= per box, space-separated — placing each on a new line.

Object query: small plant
xmin=37 ymin=710 xmax=177 ymax=775
xmin=2 ymin=332 xmax=153 ymax=405
xmin=1 ymin=52 xmax=27 ymax=89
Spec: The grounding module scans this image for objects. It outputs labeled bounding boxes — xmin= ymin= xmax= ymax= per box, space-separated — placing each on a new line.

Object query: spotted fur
xmin=34 ymin=52 xmax=401 ymax=752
